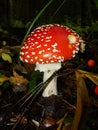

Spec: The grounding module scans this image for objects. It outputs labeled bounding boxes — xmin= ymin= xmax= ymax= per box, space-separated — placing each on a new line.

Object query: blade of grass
xmin=50 ymin=0 xmax=66 ymax=21
xmin=18 ymin=0 xmax=53 ymax=65
xmin=21 ymin=0 xmax=53 ymax=47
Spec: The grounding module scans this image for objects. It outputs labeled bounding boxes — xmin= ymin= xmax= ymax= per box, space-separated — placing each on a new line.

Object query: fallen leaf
xmin=10 ymin=70 xmax=28 ymax=92
xmin=0 ymin=77 xmax=10 ymax=82
xmin=1 ymin=53 xmax=12 ymax=63
xmin=78 ymin=69 xmax=98 ymax=85
xmin=71 ymin=70 xmax=90 ymax=130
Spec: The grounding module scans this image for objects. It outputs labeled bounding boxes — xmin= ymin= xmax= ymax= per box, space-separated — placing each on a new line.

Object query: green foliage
xmin=0 ymin=42 xmax=13 ymax=63
xmin=28 ymin=71 xmax=42 ymax=93
xmin=10 ymin=20 xmax=25 ymax=28
xmin=1 ymin=53 xmax=12 ymax=63
xmin=94 ymin=0 xmax=98 ymax=8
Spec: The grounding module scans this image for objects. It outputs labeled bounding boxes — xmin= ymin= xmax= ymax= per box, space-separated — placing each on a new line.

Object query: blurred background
xmin=0 ymin=0 xmax=97 ymax=41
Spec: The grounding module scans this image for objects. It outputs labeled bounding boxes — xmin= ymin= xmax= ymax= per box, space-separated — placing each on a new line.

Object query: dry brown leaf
xmin=78 ymin=69 xmax=98 ymax=85
xmin=10 ymin=70 xmax=28 ymax=85
xmin=10 ymin=70 xmax=28 ymax=92
xmin=71 ymin=70 xmax=90 ymax=130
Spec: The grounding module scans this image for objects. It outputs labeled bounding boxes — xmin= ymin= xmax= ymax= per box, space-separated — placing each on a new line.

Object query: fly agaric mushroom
xmin=20 ymin=24 xmax=82 ymax=97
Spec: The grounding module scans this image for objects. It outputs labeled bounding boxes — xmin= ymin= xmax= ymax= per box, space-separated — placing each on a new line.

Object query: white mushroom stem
xmin=35 ymin=63 xmax=61 ymax=97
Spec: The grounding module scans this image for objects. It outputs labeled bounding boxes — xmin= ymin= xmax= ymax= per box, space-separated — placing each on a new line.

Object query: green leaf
xmin=28 ymin=80 xmax=37 ymax=93
xmin=1 ymin=53 xmax=12 ymax=63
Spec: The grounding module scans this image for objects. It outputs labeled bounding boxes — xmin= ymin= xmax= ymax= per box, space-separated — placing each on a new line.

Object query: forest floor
xmin=0 ymin=32 xmax=98 ymax=130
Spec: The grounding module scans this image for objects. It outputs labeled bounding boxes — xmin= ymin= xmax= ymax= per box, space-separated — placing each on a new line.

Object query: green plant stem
xmin=21 ymin=0 xmax=53 ymax=47
xmin=18 ymin=0 xmax=53 ymax=66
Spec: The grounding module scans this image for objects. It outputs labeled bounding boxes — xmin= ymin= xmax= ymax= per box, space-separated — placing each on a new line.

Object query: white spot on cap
xmin=35 ymin=56 xmax=38 ymax=60
xmin=35 ymin=42 xmax=38 ymax=44
xmin=25 ymin=51 xmax=29 ymax=54
xmin=57 ymin=56 xmax=62 ymax=60
xmin=41 ymin=35 xmax=44 ymax=38
xmin=43 ymin=32 xmax=47 ymax=35
xmin=31 ymin=38 xmax=34 ymax=41
xmin=49 ymin=57 xmax=52 ymax=60
xmin=31 ymin=31 xmax=34 ymax=34
xmin=73 ymin=50 xmax=76 ymax=55
xmin=47 ymin=48 xmax=51 ymax=50
xmin=20 ymin=56 xmax=23 ymax=61
xmin=46 ymin=61 xmax=49 ymax=63
xmin=34 ymin=34 xmax=37 ymax=37
xmin=26 ymin=55 xmax=30 ymax=58
xmin=45 ymin=40 xmax=51 ymax=42
xmin=68 ymin=35 xmax=76 ymax=43
xmin=30 ymin=59 xmax=33 ymax=62
xmin=51 ymin=60 xmax=54 ymax=63
xmin=25 ymin=59 xmax=28 ymax=63
xmin=26 ymin=46 xmax=29 ymax=49
xmin=76 ymin=47 xmax=79 ymax=51
xmin=22 ymin=46 xmax=25 ymax=49
xmin=37 ymin=36 xmax=40 ymax=39
xmin=58 ymin=58 xmax=64 ymax=62
xmin=36 ymin=30 xmax=40 ymax=33
xmin=39 ymin=50 xmax=45 ymax=54
xmin=65 ymin=26 xmax=69 ymax=30
xmin=67 ymin=29 xmax=71 ymax=33
xmin=53 ymin=49 xmax=59 ymax=52
xmin=51 ymin=42 xmax=58 ymax=48
xmin=44 ymin=44 xmax=48 ymax=46
xmin=44 ymin=29 xmax=48 ymax=31
xmin=73 ymin=54 xmax=75 ymax=58
xmin=32 ymin=52 xmax=36 ymax=55
xmin=43 ymin=54 xmax=49 ymax=57
xmin=41 ymin=39 xmax=44 ymax=41
xmin=53 ymin=55 xmax=57 ymax=58
xmin=54 ymin=24 xmax=58 ymax=26
xmin=39 ymin=51 xmax=42 ymax=54
xmin=20 ymin=52 xmax=24 ymax=55
xmin=36 ymin=62 xmax=39 ymax=64
xmin=75 ymin=50 xmax=78 ymax=53
xmin=76 ymin=42 xmax=79 ymax=46
xmin=38 ymin=34 xmax=42 ymax=36
xmin=39 ymin=59 xmax=43 ymax=61
xmin=36 ymin=27 xmax=42 ymax=30
xmin=45 ymin=36 xmax=52 ymax=39
xmin=28 ymin=37 xmax=31 ymax=40
xmin=36 ymin=44 xmax=41 ymax=48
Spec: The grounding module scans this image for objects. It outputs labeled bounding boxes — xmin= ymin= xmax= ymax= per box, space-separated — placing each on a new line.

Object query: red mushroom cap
xmin=20 ymin=24 xmax=81 ymax=64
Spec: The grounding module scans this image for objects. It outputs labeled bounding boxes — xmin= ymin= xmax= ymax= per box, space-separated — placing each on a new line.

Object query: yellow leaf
xmin=1 ymin=53 xmax=12 ymax=63
xmin=0 ymin=77 xmax=10 ymax=82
